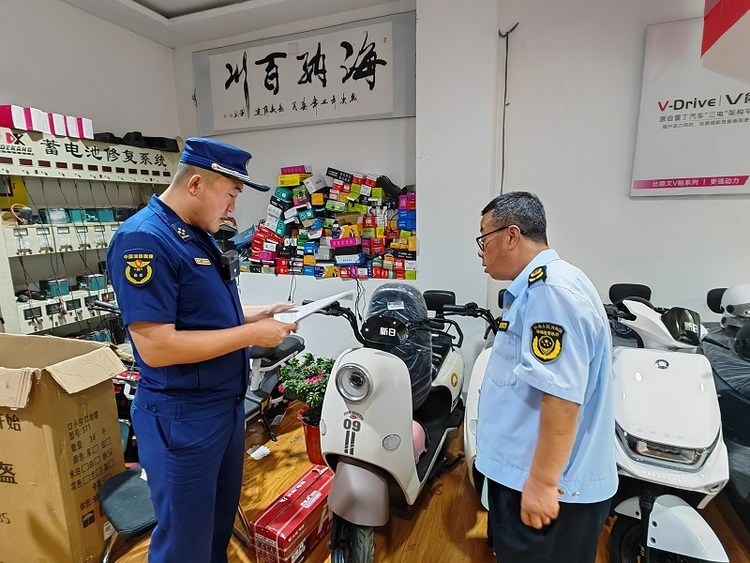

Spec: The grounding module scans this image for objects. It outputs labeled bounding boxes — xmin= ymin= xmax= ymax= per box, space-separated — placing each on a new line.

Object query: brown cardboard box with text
xmin=0 ymin=334 xmax=125 ymax=563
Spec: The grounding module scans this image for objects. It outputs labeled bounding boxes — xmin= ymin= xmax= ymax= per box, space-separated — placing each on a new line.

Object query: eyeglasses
xmin=476 ymin=225 xmax=510 ymax=250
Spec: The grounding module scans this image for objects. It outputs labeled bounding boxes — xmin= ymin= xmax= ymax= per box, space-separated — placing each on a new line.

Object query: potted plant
xmin=279 ymin=353 xmax=334 ymax=464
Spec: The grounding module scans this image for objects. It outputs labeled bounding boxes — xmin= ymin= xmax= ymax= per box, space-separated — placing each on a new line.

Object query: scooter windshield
xmin=660 ymin=307 xmax=701 ymax=346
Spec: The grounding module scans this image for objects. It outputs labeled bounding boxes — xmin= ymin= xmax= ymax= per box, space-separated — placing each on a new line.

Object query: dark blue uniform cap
xmin=179 ymin=137 xmax=270 ymax=192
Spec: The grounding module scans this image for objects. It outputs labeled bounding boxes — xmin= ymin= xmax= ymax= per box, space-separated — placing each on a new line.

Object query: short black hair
xmin=173 ymin=162 xmax=219 ymax=185
xmin=481 ymin=191 xmax=548 ymax=244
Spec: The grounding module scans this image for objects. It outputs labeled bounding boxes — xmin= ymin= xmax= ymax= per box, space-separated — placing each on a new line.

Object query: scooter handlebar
xmin=305 ymin=300 xmax=366 ymax=345
xmin=442 ymin=303 xmax=499 ymax=335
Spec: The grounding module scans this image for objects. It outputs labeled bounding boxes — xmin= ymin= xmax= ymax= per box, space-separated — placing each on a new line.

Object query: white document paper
xmin=273 ymin=290 xmax=354 ymax=323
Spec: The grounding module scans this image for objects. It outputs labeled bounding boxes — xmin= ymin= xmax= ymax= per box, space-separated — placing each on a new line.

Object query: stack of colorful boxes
xmin=245 ymin=164 xmax=417 ymax=280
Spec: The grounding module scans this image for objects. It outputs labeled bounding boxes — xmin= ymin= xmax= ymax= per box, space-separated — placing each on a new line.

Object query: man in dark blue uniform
xmin=107 ymin=137 xmax=297 ymax=563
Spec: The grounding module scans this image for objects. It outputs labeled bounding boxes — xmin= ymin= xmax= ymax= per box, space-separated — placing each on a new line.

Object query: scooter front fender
xmin=614 ymin=495 xmax=729 ymax=562
xmin=328 ymin=459 xmax=389 ymax=527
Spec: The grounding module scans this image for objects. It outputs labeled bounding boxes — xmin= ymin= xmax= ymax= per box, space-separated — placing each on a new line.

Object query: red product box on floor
xmin=249 ymin=465 xmax=334 ymax=563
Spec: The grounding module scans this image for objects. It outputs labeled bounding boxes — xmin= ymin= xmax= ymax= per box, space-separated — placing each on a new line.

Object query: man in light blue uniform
xmin=475 ymin=191 xmax=616 ymax=562
xmin=107 ymin=138 xmax=297 ymax=563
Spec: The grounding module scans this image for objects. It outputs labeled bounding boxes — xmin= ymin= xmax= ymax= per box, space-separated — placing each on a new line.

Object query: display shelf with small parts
xmin=0 ymin=127 xmax=180 ymax=335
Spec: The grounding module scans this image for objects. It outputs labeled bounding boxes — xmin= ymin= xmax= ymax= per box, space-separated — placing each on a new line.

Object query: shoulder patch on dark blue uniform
xmin=170 ymin=221 xmax=192 ymax=241
xmin=123 ymin=251 xmax=155 ymax=286
xmin=531 ymin=322 xmax=565 ymax=362
xmin=528 ymin=266 xmax=547 ymax=286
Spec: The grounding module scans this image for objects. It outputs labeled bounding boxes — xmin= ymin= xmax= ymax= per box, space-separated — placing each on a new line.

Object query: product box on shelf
xmin=302 ymin=174 xmax=326 ymax=194
xmin=280 ymin=164 xmax=312 ymax=175
xmin=39 ymin=277 xmax=70 ymax=297
xmin=0 ymin=105 xmax=49 ymax=133
xmin=65 ymin=116 xmax=94 ymax=139
xmin=77 ymin=274 xmax=106 ymax=291
xmin=278 ymin=173 xmax=312 ymax=187
xmin=48 ymin=112 xmax=67 ymax=136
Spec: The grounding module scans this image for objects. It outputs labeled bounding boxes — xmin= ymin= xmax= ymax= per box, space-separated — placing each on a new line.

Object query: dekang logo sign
xmin=5 ymin=131 xmax=25 ymax=145
xmin=0 ymin=131 xmax=33 ymax=155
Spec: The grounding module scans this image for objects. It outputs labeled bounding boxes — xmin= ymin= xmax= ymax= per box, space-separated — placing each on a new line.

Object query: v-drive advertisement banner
xmin=631 ymin=18 xmax=750 ymax=197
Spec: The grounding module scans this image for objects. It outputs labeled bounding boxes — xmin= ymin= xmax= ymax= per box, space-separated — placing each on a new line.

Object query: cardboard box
xmin=48 ymin=112 xmax=67 ymax=136
xmin=0 ymin=334 xmax=126 ymax=563
xmin=280 ymin=164 xmax=312 ymax=175
xmin=0 ymin=104 xmax=28 ymax=130
xmin=249 ymin=465 xmax=333 ymax=563
xmin=278 ymin=173 xmax=312 ymax=187
xmin=302 ymin=174 xmax=326 ymax=194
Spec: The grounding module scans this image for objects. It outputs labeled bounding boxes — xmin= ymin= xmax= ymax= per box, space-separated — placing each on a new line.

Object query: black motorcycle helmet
xmin=735 ymin=323 xmax=750 ymax=362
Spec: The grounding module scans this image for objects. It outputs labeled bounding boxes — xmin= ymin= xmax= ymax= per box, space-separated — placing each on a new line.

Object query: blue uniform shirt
xmin=107 ymin=195 xmax=248 ymax=402
xmin=475 ymin=249 xmax=617 ymax=503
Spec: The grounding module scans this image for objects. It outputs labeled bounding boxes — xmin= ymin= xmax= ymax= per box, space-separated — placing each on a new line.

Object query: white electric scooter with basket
xmin=311 ymin=282 xmax=478 ymax=563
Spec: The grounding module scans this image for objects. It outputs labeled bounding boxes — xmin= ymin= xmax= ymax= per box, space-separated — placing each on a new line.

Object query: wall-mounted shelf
xmin=0 ymin=127 xmax=179 ymax=335
xmin=0 ymin=127 xmax=180 ymax=184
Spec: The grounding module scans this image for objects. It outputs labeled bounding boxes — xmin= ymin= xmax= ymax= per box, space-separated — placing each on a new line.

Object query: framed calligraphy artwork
xmin=193 ymin=12 xmax=415 ymax=134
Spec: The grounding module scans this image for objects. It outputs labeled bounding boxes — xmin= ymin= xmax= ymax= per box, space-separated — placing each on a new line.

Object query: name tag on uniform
xmin=194 ymin=257 xmax=211 ymax=266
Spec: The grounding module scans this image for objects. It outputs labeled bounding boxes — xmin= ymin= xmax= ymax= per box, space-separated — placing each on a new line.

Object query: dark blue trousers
xmin=487 ymin=479 xmax=611 ymax=563
xmin=131 ymin=392 xmax=245 ymax=563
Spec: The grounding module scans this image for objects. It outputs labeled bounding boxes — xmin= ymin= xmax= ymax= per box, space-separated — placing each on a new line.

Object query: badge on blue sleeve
xmin=531 ymin=322 xmax=564 ymax=362
xmin=123 ymin=251 xmax=155 ymax=286
xmin=528 ymin=266 xmax=547 ymax=285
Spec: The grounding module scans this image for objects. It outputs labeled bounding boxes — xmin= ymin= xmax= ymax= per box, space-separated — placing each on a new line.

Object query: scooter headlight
xmin=616 ymin=423 xmax=713 ymax=472
xmin=335 ymin=364 xmax=372 ymax=402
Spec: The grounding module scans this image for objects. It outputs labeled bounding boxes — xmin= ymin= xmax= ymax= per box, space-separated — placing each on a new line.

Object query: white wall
xmin=172 ymin=0 xmax=501 ymax=370
xmin=170 ymin=1 xmax=427 ymax=362
xmin=4 ymin=0 xmax=741 ymax=352
xmin=495 ymin=0 xmax=748 ymax=319
xmin=171 ymin=1 xmax=417 ymax=231
xmin=0 ymin=0 xmax=179 ymax=136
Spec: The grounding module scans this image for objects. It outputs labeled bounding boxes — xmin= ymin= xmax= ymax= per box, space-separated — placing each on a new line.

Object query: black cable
xmin=72 ymin=179 xmax=95 ymax=304
xmin=2 ymin=176 xmax=13 ymax=210
xmin=16 ymin=255 xmax=42 ymax=325
xmin=128 ymin=183 xmax=138 ymax=207
xmin=354 ymin=278 xmax=366 ymax=322
xmin=17 ymin=255 xmax=39 ymax=292
xmin=38 ymin=178 xmax=65 ymax=285
xmin=88 ymin=180 xmax=106 ymax=271
xmin=103 ymin=180 xmax=118 ymax=222
xmin=57 ymin=177 xmax=73 ymax=209
xmin=498 ymin=22 xmax=519 ymax=195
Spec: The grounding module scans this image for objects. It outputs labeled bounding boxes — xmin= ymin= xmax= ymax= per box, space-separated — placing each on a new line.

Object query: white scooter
xmin=606 ymin=284 xmax=729 ymax=563
xmin=459 ymin=293 xmax=504 ymax=509
xmin=245 ymin=334 xmax=305 ymax=440
xmin=461 ymin=283 xmax=730 ymax=561
xmin=315 ymin=283 xmax=466 ymax=563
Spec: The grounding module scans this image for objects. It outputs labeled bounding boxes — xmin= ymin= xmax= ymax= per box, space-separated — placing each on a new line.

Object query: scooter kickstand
xmin=429 ymin=453 xmax=465 ymax=482
xmin=260 ymin=416 xmax=278 ymax=442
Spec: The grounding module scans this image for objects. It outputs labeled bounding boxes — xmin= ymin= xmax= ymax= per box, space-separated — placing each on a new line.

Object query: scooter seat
xmin=250 ymin=335 xmax=305 ymax=367
xmin=245 ymin=388 xmax=271 ymax=409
